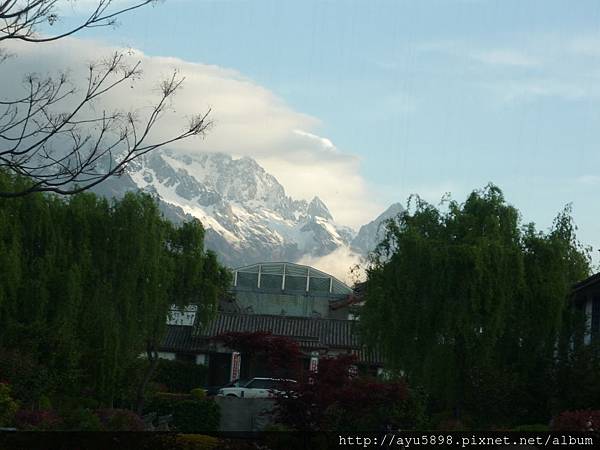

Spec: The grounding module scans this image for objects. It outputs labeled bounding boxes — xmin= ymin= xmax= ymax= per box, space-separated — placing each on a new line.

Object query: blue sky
xmin=48 ymin=0 xmax=600 ymax=264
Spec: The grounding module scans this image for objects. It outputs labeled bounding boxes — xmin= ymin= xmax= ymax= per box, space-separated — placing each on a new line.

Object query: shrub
xmin=175 ymin=434 xmax=220 ymax=450
xmin=275 ymin=355 xmax=415 ymax=432
xmin=191 ymin=388 xmax=206 ymax=400
xmin=95 ymin=408 xmax=145 ymax=431
xmin=38 ymin=395 xmax=52 ymax=410
xmin=0 ymin=383 xmax=19 ymax=427
xmin=551 ymin=410 xmax=600 ymax=431
xmin=144 ymin=393 xmax=192 ymax=416
xmin=153 ymin=360 xmax=208 ymax=393
xmin=172 ymin=399 xmax=220 ymax=433
xmin=61 ymin=408 xmax=103 ymax=431
xmin=14 ymin=409 xmax=62 ymax=431
xmin=0 ymin=349 xmax=50 ymax=408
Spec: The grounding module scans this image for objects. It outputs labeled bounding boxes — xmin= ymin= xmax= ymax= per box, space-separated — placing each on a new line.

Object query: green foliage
xmin=60 ymin=409 xmax=103 ymax=431
xmin=0 ymin=383 xmax=19 ymax=426
xmin=144 ymin=392 xmax=192 ymax=416
xmin=153 ymin=359 xmax=209 ymax=393
xmin=95 ymin=408 xmax=145 ymax=431
xmin=175 ymin=434 xmax=221 ymax=450
xmin=172 ymin=399 xmax=220 ymax=433
xmin=191 ymin=388 xmax=207 ymax=400
xmin=361 ymin=185 xmax=591 ymax=427
xmin=0 ymin=348 xmax=50 ymax=408
xmin=145 ymin=391 xmax=220 ymax=432
xmin=0 ymin=169 xmax=230 ymax=409
xmin=553 ymin=340 xmax=600 ymax=412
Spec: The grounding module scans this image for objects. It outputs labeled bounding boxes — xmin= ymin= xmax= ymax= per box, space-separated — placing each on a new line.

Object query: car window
xmin=247 ymin=379 xmax=272 ymax=389
xmin=273 ymin=380 xmax=289 ymax=390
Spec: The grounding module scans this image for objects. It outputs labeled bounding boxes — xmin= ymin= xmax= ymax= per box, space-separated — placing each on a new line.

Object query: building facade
xmin=159 ymin=262 xmax=381 ymax=386
xmin=572 ymin=272 xmax=600 ymax=345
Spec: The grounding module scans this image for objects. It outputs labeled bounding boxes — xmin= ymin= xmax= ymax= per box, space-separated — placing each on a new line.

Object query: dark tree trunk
xmin=136 ymin=341 xmax=159 ymax=415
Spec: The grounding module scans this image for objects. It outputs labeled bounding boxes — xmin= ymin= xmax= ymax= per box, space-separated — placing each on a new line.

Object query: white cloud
xmin=576 ymin=175 xmax=600 ymax=186
xmin=470 ymin=49 xmax=539 ymax=67
xmin=416 ymin=36 xmax=600 ymax=104
xmin=417 ymin=41 xmax=539 ymax=68
xmin=0 ymin=37 xmax=382 ymax=228
xmin=568 ymin=35 xmax=600 ymax=57
xmin=297 ymin=247 xmax=364 ymax=286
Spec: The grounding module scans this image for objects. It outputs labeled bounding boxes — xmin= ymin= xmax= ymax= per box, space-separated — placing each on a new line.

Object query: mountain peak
xmin=307 ymin=196 xmax=333 ymax=221
xmin=119 ymin=149 xmax=354 ymax=267
xmin=350 ymin=202 xmax=405 ymax=255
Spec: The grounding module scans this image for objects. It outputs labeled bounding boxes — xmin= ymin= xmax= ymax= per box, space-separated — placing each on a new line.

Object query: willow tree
xmin=0 ymin=169 xmax=230 ymax=408
xmin=360 ymin=185 xmax=590 ymax=426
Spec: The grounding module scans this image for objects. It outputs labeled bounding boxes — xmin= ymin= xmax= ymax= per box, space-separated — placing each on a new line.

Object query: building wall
xmin=585 ymin=295 xmax=600 ymax=345
xmin=215 ymin=397 xmax=276 ymax=432
xmin=167 ymin=305 xmax=197 ymax=326
xmin=576 ymin=280 xmax=600 ymax=345
xmin=157 ymin=351 xmax=176 ymax=360
xmin=234 ymin=290 xmax=332 ymax=318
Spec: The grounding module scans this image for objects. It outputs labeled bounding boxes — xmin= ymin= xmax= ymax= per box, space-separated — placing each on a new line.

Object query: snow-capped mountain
xmin=91 ymin=149 xmax=403 ymax=270
xmin=113 ymin=150 xmax=353 ymax=266
xmin=350 ymin=203 xmax=405 ymax=256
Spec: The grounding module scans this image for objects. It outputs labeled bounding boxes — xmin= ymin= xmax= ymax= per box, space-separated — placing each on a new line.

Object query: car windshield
xmin=236 ymin=379 xmax=251 ymax=387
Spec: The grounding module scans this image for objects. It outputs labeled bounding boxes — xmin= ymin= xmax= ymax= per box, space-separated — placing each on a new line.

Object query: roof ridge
xmin=212 ymin=311 xmax=358 ymax=323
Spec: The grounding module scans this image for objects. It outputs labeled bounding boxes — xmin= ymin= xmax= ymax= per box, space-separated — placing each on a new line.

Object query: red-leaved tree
xmin=274 ymin=355 xmax=418 ymax=432
xmin=215 ymin=332 xmax=303 ymax=379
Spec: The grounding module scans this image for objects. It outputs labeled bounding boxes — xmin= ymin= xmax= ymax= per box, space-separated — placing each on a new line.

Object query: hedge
xmin=153 ymin=360 xmax=208 ymax=393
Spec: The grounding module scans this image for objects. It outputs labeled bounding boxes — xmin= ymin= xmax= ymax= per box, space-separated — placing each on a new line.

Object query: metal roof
xmin=231 ymin=262 xmax=353 ymax=296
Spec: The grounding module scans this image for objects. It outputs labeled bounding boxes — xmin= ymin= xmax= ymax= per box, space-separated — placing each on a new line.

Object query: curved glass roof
xmin=231 ymin=262 xmax=352 ymax=296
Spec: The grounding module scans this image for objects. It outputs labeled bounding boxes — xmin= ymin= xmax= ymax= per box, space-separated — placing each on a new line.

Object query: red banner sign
xmin=230 ymin=351 xmax=241 ymax=381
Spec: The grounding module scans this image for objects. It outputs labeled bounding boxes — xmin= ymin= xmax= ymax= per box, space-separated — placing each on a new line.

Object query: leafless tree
xmin=0 ymin=1 xmax=211 ymax=197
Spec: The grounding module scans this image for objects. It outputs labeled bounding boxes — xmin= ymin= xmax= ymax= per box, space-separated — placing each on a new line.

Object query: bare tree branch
xmin=0 ymin=1 xmax=159 ymax=43
xmin=0 ymin=1 xmax=212 ymax=197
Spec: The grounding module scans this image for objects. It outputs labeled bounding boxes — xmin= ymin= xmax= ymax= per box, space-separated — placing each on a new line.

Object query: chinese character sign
xmin=230 ymin=351 xmax=241 ymax=382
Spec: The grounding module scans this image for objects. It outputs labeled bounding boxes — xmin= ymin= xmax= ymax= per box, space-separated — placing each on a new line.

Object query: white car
xmin=216 ymin=377 xmax=296 ymax=398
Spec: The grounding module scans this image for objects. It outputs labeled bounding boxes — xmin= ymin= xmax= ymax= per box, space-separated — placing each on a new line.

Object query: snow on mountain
xmin=91 ymin=149 xmax=404 ymax=274
xmin=122 ymin=149 xmax=355 ymax=267
xmin=350 ymin=203 xmax=405 ymax=256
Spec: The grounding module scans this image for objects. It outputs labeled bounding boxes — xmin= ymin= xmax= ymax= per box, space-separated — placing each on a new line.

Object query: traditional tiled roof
xmin=572 ymin=272 xmax=600 ymax=294
xmin=160 ymin=325 xmax=202 ymax=352
xmin=159 ymin=313 xmax=384 ymax=365
xmin=194 ymin=312 xmax=361 ymax=348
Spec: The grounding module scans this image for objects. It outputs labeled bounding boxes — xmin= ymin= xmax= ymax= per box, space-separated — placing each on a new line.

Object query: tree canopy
xmin=0 ymin=169 xmax=230 ymax=407
xmin=360 ymin=184 xmax=592 ymax=426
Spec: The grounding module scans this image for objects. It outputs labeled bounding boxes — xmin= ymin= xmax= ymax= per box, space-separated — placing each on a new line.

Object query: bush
xmin=153 ymin=360 xmax=208 ymax=393
xmin=191 ymin=388 xmax=206 ymax=400
xmin=61 ymin=408 xmax=103 ymax=431
xmin=275 ymin=355 xmax=416 ymax=432
xmin=175 ymin=434 xmax=220 ymax=450
xmin=172 ymin=399 xmax=220 ymax=433
xmin=95 ymin=408 xmax=145 ymax=431
xmin=144 ymin=393 xmax=192 ymax=416
xmin=0 ymin=349 xmax=50 ymax=408
xmin=551 ymin=410 xmax=600 ymax=431
xmin=0 ymin=383 xmax=19 ymax=427
xmin=14 ymin=409 xmax=62 ymax=431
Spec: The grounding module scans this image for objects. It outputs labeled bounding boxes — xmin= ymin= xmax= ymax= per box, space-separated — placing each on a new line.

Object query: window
xmin=247 ymin=379 xmax=274 ymax=389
